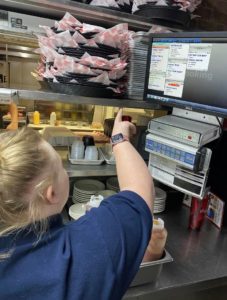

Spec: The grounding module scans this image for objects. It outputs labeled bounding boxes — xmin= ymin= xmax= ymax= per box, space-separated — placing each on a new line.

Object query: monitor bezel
xmin=143 ymin=31 xmax=227 ymax=118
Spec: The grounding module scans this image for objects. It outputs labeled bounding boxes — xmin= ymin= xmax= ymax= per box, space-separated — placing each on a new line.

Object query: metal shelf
xmin=57 ymin=145 xmax=116 ymax=177
xmin=0 ymin=0 xmax=154 ymax=31
xmin=0 ymin=28 xmax=38 ymax=48
xmin=64 ymin=161 xmax=116 ymax=177
xmin=17 ymin=89 xmax=161 ymax=109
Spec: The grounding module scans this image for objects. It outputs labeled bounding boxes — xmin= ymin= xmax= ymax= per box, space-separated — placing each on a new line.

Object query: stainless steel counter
xmin=125 ymin=206 xmax=227 ymax=300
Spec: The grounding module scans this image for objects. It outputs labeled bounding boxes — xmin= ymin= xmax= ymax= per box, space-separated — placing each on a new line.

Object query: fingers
xmin=115 ymin=108 xmax=123 ymax=123
xmin=151 ymin=228 xmax=168 ymax=239
xmin=128 ymin=122 xmax=136 ymax=135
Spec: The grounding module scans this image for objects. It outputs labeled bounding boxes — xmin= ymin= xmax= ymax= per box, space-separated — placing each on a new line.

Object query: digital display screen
xmin=144 ymin=32 xmax=227 ymax=117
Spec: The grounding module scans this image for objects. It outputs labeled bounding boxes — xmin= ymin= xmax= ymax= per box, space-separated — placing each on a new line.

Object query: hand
xmin=142 ymin=227 xmax=168 ymax=262
xmin=6 ymin=122 xmax=18 ymax=130
xmin=111 ymin=109 xmax=136 ymax=140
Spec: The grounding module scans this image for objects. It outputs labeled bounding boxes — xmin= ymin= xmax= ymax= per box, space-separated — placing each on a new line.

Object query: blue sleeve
xmin=88 ymin=190 xmax=152 ymax=290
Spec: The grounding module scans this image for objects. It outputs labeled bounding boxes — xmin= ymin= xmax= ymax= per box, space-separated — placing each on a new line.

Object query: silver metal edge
xmin=140 ymin=249 xmax=173 ymax=268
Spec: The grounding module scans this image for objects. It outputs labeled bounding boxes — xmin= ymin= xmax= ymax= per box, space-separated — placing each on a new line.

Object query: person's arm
xmin=111 ymin=109 xmax=154 ymax=212
xmin=6 ymin=102 xmax=18 ymax=130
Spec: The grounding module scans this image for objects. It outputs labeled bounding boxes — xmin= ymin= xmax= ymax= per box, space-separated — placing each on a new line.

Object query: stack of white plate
xmin=72 ymin=179 xmax=105 ymax=204
xmin=154 ymin=187 xmax=167 ymax=214
xmin=106 ymin=177 xmax=120 ymax=192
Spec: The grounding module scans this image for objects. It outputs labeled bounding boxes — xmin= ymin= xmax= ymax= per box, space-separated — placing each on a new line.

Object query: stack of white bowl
xmin=69 ymin=203 xmax=86 ymax=220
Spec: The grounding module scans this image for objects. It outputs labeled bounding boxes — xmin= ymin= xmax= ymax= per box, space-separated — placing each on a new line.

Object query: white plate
xmin=74 ymin=179 xmax=105 ymax=194
xmin=73 ymin=190 xmax=97 ymax=197
xmin=73 ymin=195 xmax=91 ymax=202
xmin=154 ymin=200 xmax=166 ymax=204
xmin=155 ymin=187 xmax=167 ymax=200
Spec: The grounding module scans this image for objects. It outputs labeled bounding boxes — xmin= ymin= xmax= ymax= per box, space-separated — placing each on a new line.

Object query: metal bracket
xmin=172 ymin=107 xmax=223 ymax=126
xmin=0 ymin=88 xmax=18 ymax=105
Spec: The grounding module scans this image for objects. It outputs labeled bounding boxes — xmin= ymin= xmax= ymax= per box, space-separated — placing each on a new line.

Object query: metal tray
xmin=130 ymin=249 xmax=173 ymax=287
xmin=99 ymin=145 xmax=116 ymax=165
xmin=68 ymin=147 xmax=105 ymax=165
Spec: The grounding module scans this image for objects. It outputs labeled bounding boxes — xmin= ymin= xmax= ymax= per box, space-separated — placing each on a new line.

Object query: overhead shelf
xmin=15 ymin=89 xmax=161 ymax=110
xmin=0 ymin=0 xmax=154 ymax=31
xmin=64 ymin=161 xmax=117 ymax=178
xmin=0 ymin=28 xmax=38 ymax=48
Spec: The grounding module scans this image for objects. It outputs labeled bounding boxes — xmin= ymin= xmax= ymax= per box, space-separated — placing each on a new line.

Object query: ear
xmin=46 ymin=185 xmax=59 ymax=204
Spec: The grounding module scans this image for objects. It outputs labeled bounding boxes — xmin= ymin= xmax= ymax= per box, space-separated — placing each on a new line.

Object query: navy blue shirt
xmin=0 ymin=191 xmax=152 ymax=300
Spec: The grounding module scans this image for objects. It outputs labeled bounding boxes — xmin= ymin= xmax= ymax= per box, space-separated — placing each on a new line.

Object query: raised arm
xmin=6 ymin=102 xmax=18 ymax=130
xmin=111 ymin=109 xmax=154 ymax=212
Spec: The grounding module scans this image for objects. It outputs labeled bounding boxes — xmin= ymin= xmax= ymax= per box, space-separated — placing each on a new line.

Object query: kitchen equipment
xmin=146 ymin=133 xmax=212 ymax=172
xmin=50 ymin=111 xmax=56 ymax=126
xmin=84 ymin=145 xmax=98 ymax=160
xmin=96 ymin=190 xmax=117 ymax=198
xmin=154 ymin=187 xmax=167 ymax=214
xmin=130 ymin=249 xmax=173 ymax=287
xmin=0 ymin=88 xmax=18 ymax=104
xmin=85 ymin=195 xmax=104 ymax=211
xmin=72 ymin=179 xmax=105 ymax=204
xmin=148 ymin=113 xmax=220 ymax=148
xmin=106 ymin=177 xmax=120 ymax=192
xmin=99 ymin=144 xmax=115 ymax=165
xmin=127 ymin=32 xmax=149 ymax=100
xmin=69 ymin=203 xmax=86 ymax=220
xmin=82 ymin=135 xmax=95 ymax=148
xmin=148 ymin=151 xmax=211 ymax=199
xmin=131 ymin=125 xmax=149 ymax=161
xmin=68 ymin=147 xmax=104 ymax=165
xmin=42 ymin=127 xmax=77 ymax=147
xmin=71 ymin=140 xmax=85 ymax=160
xmin=103 ymin=118 xmax=115 ymax=137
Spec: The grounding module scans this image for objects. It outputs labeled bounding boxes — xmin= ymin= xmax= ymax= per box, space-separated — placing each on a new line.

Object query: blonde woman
xmin=0 ymin=109 xmax=166 ymax=300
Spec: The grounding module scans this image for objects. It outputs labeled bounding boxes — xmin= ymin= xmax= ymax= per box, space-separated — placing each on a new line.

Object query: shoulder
xmin=101 ymin=190 xmax=152 ymax=219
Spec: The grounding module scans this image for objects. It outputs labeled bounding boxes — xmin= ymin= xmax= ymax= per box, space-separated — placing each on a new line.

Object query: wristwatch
xmin=111 ymin=133 xmax=129 ymax=146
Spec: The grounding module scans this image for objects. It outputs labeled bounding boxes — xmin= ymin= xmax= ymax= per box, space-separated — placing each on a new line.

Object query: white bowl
xmin=69 ymin=203 xmax=86 ymax=220
xmin=98 ymin=190 xmax=117 ymax=198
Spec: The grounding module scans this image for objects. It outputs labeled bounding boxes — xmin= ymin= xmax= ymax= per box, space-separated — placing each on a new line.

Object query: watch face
xmin=111 ymin=133 xmax=124 ymax=144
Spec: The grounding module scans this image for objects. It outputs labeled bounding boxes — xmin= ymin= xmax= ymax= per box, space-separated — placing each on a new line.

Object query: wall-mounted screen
xmin=144 ymin=32 xmax=227 ymax=118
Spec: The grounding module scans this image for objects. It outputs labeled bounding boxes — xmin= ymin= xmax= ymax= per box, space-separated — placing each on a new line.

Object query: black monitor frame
xmin=144 ymin=31 xmax=227 ymax=118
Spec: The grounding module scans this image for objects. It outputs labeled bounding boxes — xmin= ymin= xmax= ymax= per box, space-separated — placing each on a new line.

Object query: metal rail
xmin=16 ymin=89 xmax=161 ymax=109
xmin=0 ymin=0 xmax=154 ymax=31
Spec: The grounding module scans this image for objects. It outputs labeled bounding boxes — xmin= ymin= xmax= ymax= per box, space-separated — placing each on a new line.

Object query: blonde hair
xmin=0 ymin=127 xmax=57 ymax=257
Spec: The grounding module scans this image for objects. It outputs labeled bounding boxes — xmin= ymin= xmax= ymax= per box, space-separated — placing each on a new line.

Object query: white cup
xmin=84 ymin=145 xmax=98 ymax=160
xmin=71 ymin=140 xmax=85 ymax=159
